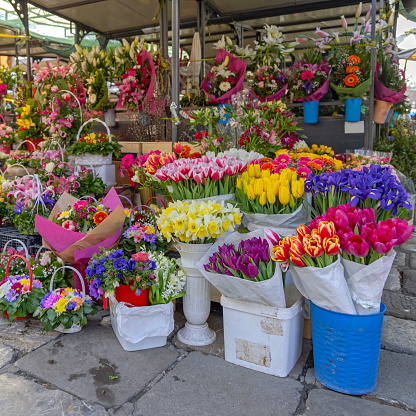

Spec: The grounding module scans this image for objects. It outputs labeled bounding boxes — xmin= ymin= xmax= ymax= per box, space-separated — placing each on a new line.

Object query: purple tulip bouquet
xmin=197 ymin=230 xmax=286 ymax=307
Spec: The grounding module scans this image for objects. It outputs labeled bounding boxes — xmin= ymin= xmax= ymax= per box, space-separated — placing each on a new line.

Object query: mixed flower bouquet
xmin=236 ymin=165 xmax=305 ymax=214
xmin=251 ymin=65 xmax=287 ymax=101
xmin=34 ymin=285 xmax=95 ymax=332
xmin=233 ymin=101 xmax=304 ymax=156
xmin=201 ymin=50 xmax=246 ymax=104
xmin=86 ymin=248 xmax=156 ymax=298
xmin=52 ymin=198 xmax=111 ymax=233
xmin=157 ymin=200 xmax=242 ymax=244
xmin=68 ymin=132 xmax=121 ymax=158
xmin=0 ymin=124 xmax=16 ymax=149
xmin=305 ymin=165 xmax=412 ymax=220
xmin=204 ymin=237 xmax=276 ymax=281
xmin=287 ymin=50 xmax=330 ymax=102
xmin=0 ymin=256 xmax=45 ymax=321
xmin=145 ymin=250 xmax=186 ymax=305
xmin=15 ymin=99 xmax=44 ymax=148
xmin=118 ymin=49 xmax=155 ymax=110
xmin=154 ymin=156 xmax=247 ymax=201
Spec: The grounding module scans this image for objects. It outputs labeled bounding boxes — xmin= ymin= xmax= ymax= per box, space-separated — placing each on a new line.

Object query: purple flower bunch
xmin=305 ymin=165 xmax=412 ymax=219
xmin=204 ymin=237 xmax=276 ymax=281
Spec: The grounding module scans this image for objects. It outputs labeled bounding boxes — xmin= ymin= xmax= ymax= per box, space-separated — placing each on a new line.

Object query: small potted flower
xmin=86 ymin=247 xmax=156 ymax=307
xmin=0 ymin=123 xmax=16 ymax=154
xmin=0 ymin=255 xmax=45 ymax=321
xmin=34 ymin=266 xmax=97 ymax=332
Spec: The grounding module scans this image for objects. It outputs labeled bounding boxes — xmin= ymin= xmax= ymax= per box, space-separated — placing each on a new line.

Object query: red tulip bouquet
xmin=271 ymin=221 xmax=357 ymax=314
xmin=198 ymin=230 xmax=285 ymax=307
xmin=311 ymin=203 xmax=414 ymax=314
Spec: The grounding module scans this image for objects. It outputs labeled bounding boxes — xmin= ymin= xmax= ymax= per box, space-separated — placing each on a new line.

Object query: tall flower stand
xmin=176 ymin=243 xmax=216 ymax=346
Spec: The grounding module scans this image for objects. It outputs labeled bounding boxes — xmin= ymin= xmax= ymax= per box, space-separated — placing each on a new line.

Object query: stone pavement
xmin=0 ymin=239 xmax=416 ymax=415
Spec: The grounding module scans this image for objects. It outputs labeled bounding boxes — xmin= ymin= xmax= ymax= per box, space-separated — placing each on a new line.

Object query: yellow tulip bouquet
xmin=236 ymin=164 xmax=305 ymax=215
xmin=157 ymin=200 xmax=242 ymax=244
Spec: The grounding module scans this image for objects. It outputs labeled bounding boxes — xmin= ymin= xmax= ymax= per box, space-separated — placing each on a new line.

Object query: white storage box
xmin=110 ymin=298 xmax=174 ymax=351
xmin=221 ymin=285 xmax=305 ymax=377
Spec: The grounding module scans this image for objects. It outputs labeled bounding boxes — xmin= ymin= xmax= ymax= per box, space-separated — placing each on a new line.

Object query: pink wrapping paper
xmin=251 ymin=84 xmax=288 ymax=103
xmin=201 ymin=49 xmax=247 ymax=105
xmin=294 ymin=60 xmax=330 ymax=102
xmin=374 ymin=63 xmax=406 ymax=104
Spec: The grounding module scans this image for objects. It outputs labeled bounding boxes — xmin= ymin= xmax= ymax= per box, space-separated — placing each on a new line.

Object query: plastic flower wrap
xmin=143 ymin=249 xmax=186 ymax=305
xmin=86 ymin=248 xmax=156 ymax=298
xmin=204 ymin=237 xmax=276 ymax=282
xmin=34 ymin=286 xmax=96 ymax=332
xmin=236 ymin=165 xmax=305 ymax=214
xmin=157 ymin=200 xmax=242 ymax=244
xmin=305 ymin=165 xmax=412 ymax=219
xmin=154 ymin=156 xmax=247 ymax=201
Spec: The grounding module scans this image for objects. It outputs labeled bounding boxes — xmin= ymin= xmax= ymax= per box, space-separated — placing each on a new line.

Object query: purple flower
xmin=109 ymin=249 xmax=124 ymax=260
xmin=147 ymin=260 xmax=157 ymax=270
xmin=86 ymin=266 xmax=95 ymax=278
xmin=5 ymin=289 xmax=18 ymax=302
xmin=126 ymin=259 xmax=136 ymax=272
xmin=144 ymin=233 xmax=157 ymax=244
xmin=14 ymin=201 xmax=23 ymax=214
xmin=113 ymin=258 xmax=127 ymax=270
xmin=95 ymin=264 xmax=106 ymax=276
xmin=32 ymin=281 xmax=42 ymax=289
xmin=66 ymin=301 xmax=76 ymax=310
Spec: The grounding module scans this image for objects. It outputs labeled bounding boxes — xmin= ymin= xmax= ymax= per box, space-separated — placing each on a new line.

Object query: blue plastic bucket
xmin=303 ymin=101 xmax=319 ymax=124
xmin=218 ymin=104 xmax=231 ymax=124
xmin=345 ymin=98 xmax=362 ymax=122
xmin=311 ymin=302 xmax=386 ymax=395
xmin=389 ymin=111 xmax=399 ymax=128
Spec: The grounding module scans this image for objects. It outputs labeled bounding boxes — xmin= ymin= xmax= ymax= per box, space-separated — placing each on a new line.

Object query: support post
xmin=97 ymin=35 xmax=109 ymax=51
xmin=367 ymin=0 xmax=377 ymax=150
xmin=171 ymin=0 xmax=180 ymax=149
xmin=74 ymin=23 xmax=89 ymax=46
xmin=197 ymin=0 xmax=206 ymax=78
xmin=160 ymin=0 xmax=168 ymax=59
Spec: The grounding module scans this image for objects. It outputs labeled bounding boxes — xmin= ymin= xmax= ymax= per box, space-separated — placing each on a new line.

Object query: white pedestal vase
xmin=176 ymin=242 xmax=216 ymax=346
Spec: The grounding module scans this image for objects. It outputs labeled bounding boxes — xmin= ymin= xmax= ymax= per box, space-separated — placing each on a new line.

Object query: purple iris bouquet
xmin=204 ymin=237 xmax=276 ymax=282
xmin=0 ymin=274 xmax=45 ymax=321
xmin=305 ymin=165 xmax=412 ymax=220
xmin=86 ymin=248 xmax=156 ymax=299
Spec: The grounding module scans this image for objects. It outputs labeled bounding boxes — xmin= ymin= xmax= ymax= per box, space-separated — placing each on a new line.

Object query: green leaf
xmin=47 ymin=309 xmax=56 ymax=321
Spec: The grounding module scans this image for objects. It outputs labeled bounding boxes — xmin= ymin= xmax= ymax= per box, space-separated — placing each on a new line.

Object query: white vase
xmin=104 ymin=109 xmax=116 ymax=127
xmin=176 ymin=243 xmax=212 ymax=268
xmin=177 ymin=246 xmax=216 ymax=347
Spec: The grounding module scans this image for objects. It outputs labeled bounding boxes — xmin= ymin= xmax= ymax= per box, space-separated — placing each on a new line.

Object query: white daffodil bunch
xmin=157 ymin=200 xmax=242 ymax=244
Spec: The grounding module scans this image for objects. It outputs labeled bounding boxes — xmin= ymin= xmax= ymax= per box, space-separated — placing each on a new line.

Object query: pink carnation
xmin=73 ymin=200 xmax=88 ymax=211
xmin=300 ymin=70 xmax=314 ymax=80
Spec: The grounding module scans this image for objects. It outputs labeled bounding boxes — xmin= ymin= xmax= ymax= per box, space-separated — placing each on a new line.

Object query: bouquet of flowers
xmin=72 ymin=166 xmax=106 ymax=198
xmin=173 ymin=143 xmax=203 ymax=160
xmin=118 ymin=49 xmax=155 ymax=110
xmin=205 ymin=148 xmax=264 ymax=162
xmin=86 ymin=248 xmax=156 ymax=299
xmin=287 ymin=50 xmax=330 ymax=102
xmin=84 ymin=70 xmax=108 ymax=111
xmin=69 ymin=44 xmax=111 ymax=81
xmin=154 ymin=156 xmax=247 ymax=201
xmin=0 ymin=255 xmax=45 ymax=321
xmin=251 ymin=65 xmax=288 ymax=102
xmin=305 ymin=165 xmax=412 ymax=220
xmin=201 ymin=50 xmax=246 ymax=104
xmin=330 ymin=48 xmax=372 ymax=99
xmin=68 ymin=132 xmax=121 ymax=158
xmin=232 ymin=101 xmax=304 ymax=156
xmin=120 ymin=208 xmax=168 ymax=254
xmin=34 ymin=284 xmax=96 ymax=332
xmin=52 ymin=197 xmax=111 ymax=233
xmin=15 ymin=99 xmax=44 ymax=150
xmin=0 ymin=65 xmax=20 ymax=90
xmin=157 ymin=200 xmax=242 ymax=244
xmin=0 ymin=124 xmax=16 ymax=150
xmin=145 ymin=250 xmax=186 ymax=305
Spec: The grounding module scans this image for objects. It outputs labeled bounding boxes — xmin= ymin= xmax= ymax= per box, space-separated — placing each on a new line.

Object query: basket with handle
xmin=74 ymin=160 xmax=97 ymax=179
xmin=51 ymin=90 xmax=83 ymax=132
xmin=50 ymin=265 xmax=86 ymax=333
xmin=44 ymin=140 xmax=65 ymax=163
xmin=46 ymin=161 xmax=80 ymax=194
xmin=146 ymin=196 xmax=166 ymax=211
xmin=3 ymin=161 xmax=35 ymax=177
xmin=1 ymin=238 xmax=30 ymax=260
xmin=74 ymin=118 xmax=113 ymax=166
xmin=3 ymin=254 xmax=34 ymax=319
xmin=20 ymin=99 xmax=44 ymax=152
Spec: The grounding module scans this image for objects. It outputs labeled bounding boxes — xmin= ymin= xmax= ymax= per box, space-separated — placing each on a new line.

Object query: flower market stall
xmin=0 ymin=0 xmax=414 ymax=404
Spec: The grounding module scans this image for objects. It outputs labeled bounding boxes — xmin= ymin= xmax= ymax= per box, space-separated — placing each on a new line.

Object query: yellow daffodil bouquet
xmin=157 ymin=200 xmax=242 ymax=244
xmin=236 ymin=164 xmax=305 ymax=215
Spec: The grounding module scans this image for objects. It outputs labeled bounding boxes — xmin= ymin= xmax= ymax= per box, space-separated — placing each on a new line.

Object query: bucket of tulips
xmin=0 ymin=255 xmax=45 ymax=321
xmin=34 ymin=266 xmax=96 ymax=333
xmin=198 ymin=229 xmax=286 ymax=307
xmin=236 ymin=162 xmax=308 ymax=234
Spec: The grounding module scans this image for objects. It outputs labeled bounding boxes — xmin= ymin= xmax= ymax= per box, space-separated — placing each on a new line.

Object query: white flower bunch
xmin=205 ymin=148 xmax=264 ymax=162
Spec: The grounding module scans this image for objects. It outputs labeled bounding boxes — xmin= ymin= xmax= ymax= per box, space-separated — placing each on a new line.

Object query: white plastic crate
xmin=221 ymin=285 xmax=305 ymax=377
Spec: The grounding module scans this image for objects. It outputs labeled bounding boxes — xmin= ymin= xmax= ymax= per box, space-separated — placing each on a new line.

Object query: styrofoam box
xmin=221 ymin=285 xmax=305 ymax=377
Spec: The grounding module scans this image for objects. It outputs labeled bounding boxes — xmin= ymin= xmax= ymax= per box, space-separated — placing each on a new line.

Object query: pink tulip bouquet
xmin=154 ymin=155 xmax=247 ymax=200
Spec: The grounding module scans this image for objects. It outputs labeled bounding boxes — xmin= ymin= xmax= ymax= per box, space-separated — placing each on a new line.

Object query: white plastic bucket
xmin=221 ymin=285 xmax=305 ymax=377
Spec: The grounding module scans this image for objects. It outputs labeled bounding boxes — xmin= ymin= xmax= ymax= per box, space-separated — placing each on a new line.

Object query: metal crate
xmin=0 ymin=227 xmax=42 ymax=253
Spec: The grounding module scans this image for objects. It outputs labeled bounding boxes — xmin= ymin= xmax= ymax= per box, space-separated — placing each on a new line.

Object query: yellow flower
xmin=146 ymin=226 xmax=155 ymax=234
xmin=208 ymin=221 xmax=218 ymax=235
xmin=57 ymin=211 xmax=70 ymax=220
xmin=124 ymin=208 xmax=131 ymax=217
xmin=254 ymin=179 xmax=263 ymax=196
xmin=188 ymin=221 xmax=198 ymax=234
xmin=259 ymin=192 xmax=267 ymax=206
xmin=197 ymin=227 xmax=207 ymax=238
xmin=174 ymin=219 xmax=185 ymax=230
xmin=54 ymin=297 xmax=68 ymax=314
xmin=279 ymin=187 xmax=290 ymax=205
xmin=222 ymin=220 xmax=230 ymax=231
xmin=267 ymin=189 xmax=276 ymax=205
xmin=234 ymin=214 xmax=242 ymax=225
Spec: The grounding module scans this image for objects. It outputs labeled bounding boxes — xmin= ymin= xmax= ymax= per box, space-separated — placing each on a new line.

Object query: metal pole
xmin=393 ymin=1 xmax=399 ymax=59
xmin=197 ymin=0 xmax=206 ymax=78
xmin=160 ymin=0 xmax=168 ymax=59
xmin=367 ymin=0 xmax=377 ymax=149
xmin=171 ymin=0 xmax=180 ymax=148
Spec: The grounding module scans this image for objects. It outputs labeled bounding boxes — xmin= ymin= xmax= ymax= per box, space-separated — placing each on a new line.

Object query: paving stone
xmin=369 ymin=350 xmax=416 ymax=410
xmin=303 ymin=389 xmax=411 ymax=416
xmin=109 ymin=403 xmax=134 ymax=416
xmin=304 ymin=368 xmax=322 ymax=388
xmin=382 ymin=290 xmax=416 ymax=321
xmin=395 ymin=235 xmax=416 ymax=254
xmin=385 ymin=267 xmax=401 ymax=292
xmin=15 ymin=324 xmax=179 ymax=408
xmin=0 ymin=315 xmax=59 ymax=352
xmin=134 ymin=351 xmax=303 ymax=416
xmin=289 ymin=339 xmax=312 ymax=379
xmin=403 ymin=270 xmax=416 ymax=297
xmin=0 ymin=341 xmax=13 ymax=368
xmin=88 ymin=308 xmax=111 ymax=323
xmin=382 ymin=315 xmax=416 ymax=355
xmin=0 ymin=373 xmax=108 ymax=416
